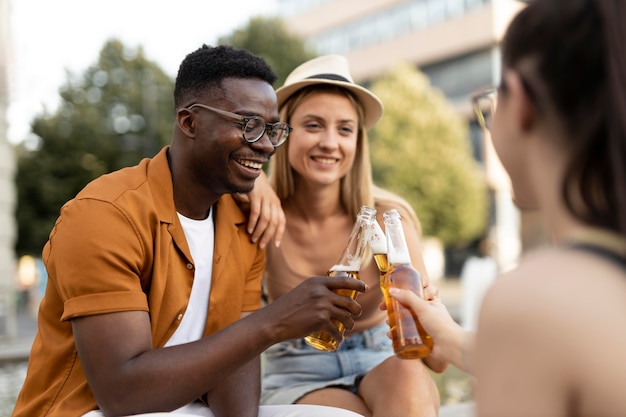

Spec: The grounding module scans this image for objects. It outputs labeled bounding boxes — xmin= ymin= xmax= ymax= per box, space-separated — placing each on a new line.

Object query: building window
xmin=309 ymin=0 xmax=493 ymax=55
xmin=277 ymin=0 xmax=333 ymax=17
xmin=420 ymin=48 xmax=495 ymax=100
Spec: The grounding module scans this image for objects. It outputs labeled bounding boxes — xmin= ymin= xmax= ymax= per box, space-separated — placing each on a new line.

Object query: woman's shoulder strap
xmin=568 ymin=242 xmax=626 ymax=270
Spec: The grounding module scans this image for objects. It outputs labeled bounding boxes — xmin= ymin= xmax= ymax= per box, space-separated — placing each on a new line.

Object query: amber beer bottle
xmin=304 ymin=206 xmax=377 ymax=351
xmin=367 ymin=216 xmax=390 ymax=279
xmin=382 ymin=209 xmax=433 ymax=359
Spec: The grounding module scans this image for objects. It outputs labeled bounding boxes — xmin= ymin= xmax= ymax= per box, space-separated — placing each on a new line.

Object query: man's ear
xmin=176 ymin=108 xmax=196 ymax=137
xmin=506 ymin=72 xmax=536 ymax=132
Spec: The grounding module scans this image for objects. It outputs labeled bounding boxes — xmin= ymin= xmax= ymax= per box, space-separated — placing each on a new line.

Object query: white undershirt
xmin=165 ymin=208 xmax=215 ymax=347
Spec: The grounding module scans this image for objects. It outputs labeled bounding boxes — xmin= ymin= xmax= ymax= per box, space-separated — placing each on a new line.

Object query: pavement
xmin=0 ymin=309 xmax=37 ymax=364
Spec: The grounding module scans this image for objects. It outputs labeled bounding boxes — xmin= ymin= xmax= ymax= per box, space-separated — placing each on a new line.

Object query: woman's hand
xmin=422 ymin=275 xmax=439 ymax=301
xmin=382 ymin=288 xmax=471 ymax=374
xmin=233 ymin=171 xmax=285 ymax=249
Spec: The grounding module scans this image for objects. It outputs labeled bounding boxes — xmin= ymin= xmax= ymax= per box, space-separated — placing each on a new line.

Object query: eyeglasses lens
xmin=243 ymin=117 xmax=290 ymax=147
xmin=243 ymin=117 xmax=264 ymax=142
xmin=269 ymin=125 xmax=290 ymax=146
xmin=474 ymin=90 xmax=496 ymax=129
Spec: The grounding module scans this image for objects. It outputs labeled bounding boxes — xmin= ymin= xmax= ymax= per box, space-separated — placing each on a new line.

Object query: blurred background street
xmin=0 ymin=308 xmax=36 ymax=416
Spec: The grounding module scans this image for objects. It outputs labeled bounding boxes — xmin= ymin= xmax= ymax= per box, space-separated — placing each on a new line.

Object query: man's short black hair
xmin=174 ymin=44 xmax=277 ymax=108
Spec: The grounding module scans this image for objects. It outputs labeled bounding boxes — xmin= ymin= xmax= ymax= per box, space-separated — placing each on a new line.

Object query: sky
xmin=7 ymin=0 xmax=278 ymax=144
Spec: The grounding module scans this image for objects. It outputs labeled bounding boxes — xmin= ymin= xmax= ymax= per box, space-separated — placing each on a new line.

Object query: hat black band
xmin=306 ymin=73 xmax=351 ymax=83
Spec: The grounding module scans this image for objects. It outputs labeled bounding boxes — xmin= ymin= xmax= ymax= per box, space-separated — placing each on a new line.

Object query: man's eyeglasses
xmin=471 ymin=87 xmax=497 ymax=130
xmin=187 ymin=103 xmax=292 ymax=148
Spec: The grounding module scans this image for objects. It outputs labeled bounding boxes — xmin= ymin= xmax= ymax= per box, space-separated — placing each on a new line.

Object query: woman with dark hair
xmin=390 ymin=0 xmax=626 ymax=415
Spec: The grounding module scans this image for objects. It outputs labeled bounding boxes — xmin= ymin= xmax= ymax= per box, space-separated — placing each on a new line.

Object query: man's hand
xmin=257 ymin=276 xmax=368 ymax=344
xmin=233 ymin=171 xmax=285 ymax=249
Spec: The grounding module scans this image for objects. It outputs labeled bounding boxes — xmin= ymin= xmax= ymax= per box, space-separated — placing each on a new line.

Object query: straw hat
xmin=275 ymin=55 xmax=384 ymax=129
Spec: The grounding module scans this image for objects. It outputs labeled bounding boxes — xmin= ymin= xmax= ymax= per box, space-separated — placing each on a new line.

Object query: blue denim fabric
xmin=261 ymin=323 xmax=393 ymax=405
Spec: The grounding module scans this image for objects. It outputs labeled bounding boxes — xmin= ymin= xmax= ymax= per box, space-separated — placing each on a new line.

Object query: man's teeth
xmin=239 ymin=160 xmax=263 ymax=169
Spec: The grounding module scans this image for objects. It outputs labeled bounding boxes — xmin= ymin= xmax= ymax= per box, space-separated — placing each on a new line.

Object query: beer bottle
xmin=304 ymin=205 xmax=377 ymax=351
xmin=367 ymin=216 xmax=389 ymax=282
xmin=382 ymin=209 xmax=433 ymax=359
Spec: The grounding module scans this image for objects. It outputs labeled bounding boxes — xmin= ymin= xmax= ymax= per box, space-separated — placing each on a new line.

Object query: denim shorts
xmin=261 ymin=322 xmax=394 ymax=405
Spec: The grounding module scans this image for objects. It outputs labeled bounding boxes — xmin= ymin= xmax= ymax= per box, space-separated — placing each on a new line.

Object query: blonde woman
xmin=256 ymin=55 xmax=447 ymax=417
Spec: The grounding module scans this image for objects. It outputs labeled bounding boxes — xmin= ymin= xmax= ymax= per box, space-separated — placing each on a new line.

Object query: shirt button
xmin=186 ymin=263 xmax=193 ymax=270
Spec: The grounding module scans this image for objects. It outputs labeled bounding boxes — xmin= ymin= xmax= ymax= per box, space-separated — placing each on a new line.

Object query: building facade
xmin=0 ymin=0 xmax=17 ymax=340
xmin=278 ymin=0 xmax=531 ymax=271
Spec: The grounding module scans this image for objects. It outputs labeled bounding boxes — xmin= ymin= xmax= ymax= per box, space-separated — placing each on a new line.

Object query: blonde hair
xmin=268 ymin=84 xmax=422 ymax=234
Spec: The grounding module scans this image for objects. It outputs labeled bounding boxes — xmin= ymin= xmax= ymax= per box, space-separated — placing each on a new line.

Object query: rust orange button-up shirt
xmin=13 ymin=147 xmax=264 ymax=417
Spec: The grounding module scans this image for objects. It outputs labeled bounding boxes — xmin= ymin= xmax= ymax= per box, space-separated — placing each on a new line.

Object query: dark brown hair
xmin=502 ymin=0 xmax=626 ymax=236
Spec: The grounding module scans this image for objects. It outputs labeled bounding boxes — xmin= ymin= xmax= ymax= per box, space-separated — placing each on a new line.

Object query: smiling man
xmin=12 ymin=45 xmax=366 ymax=417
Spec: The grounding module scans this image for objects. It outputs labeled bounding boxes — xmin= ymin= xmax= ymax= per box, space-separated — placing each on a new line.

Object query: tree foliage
xmin=218 ymin=16 xmax=318 ymax=87
xmin=15 ymin=39 xmax=174 ymax=256
xmin=369 ymin=63 xmax=488 ymax=246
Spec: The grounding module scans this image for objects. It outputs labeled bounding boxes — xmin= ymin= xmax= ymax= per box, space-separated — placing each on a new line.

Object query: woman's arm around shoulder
xmin=232 ymin=170 xmax=286 ymax=249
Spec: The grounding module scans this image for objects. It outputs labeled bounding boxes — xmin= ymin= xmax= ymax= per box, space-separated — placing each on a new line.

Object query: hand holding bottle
xmin=384 ymin=288 xmax=473 ymax=373
xmin=258 ymin=275 xmax=367 ymax=344
xmin=380 ymin=209 xmax=433 ymax=359
xmin=305 ymin=206 xmax=377 ymax=351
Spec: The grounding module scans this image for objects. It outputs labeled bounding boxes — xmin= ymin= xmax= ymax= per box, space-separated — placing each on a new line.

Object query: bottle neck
xmin=384 ymin=212 xmax=411 ymax=266
xmin=334 ymin=206 xmax=377 ymax=270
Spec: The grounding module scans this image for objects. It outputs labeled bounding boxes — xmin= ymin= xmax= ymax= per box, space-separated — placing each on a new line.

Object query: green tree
xmin=218 ymin=16 xmax=318 ymax=86
xmin=15 ymin=39 xmax=174 ymax=256
xmin=370 ymin=63 xmax=488 ymax=246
